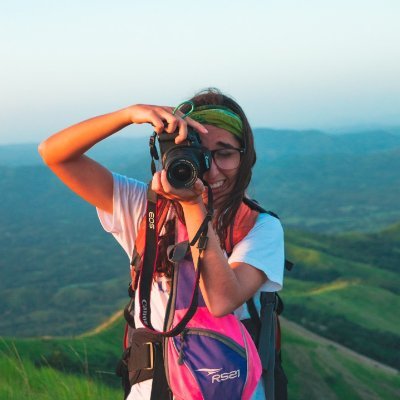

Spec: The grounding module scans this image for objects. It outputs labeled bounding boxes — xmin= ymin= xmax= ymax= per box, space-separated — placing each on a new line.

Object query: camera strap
xmin=189 ymin=182 xmax=213 ymax=251
xmin=149 ymin=132 xmax=159 ymax=176
xmin=138 ymin=183 xmax=213 ymax=336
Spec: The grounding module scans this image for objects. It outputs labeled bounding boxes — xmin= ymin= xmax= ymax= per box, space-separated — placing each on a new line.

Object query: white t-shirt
xmin=97 ymin=173 xmax=285 ymax=400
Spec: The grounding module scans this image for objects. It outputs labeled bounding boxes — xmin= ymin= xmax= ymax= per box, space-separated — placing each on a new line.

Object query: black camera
xmin=157 ymin=128 xmax=212 ymax=189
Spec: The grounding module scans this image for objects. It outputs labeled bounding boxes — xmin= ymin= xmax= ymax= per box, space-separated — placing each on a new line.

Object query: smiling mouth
xmin=209 ymin=180 xmax=225 ymax=189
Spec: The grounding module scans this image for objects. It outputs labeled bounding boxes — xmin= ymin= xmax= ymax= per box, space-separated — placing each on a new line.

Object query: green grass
xmin=283 ymin=278 xmax=399 ymax=335
xmin=0 ymin=314 xmax=126 ymax=388
xmin=280 ymin=227 xmax=400 ymax=369
xmin=0 ymin=353 xmax=120 ymax=400
xmin=282 ymin=321 xmax=400 ymax=400
xmin=1 ymin=314 xmax=399 ymax=400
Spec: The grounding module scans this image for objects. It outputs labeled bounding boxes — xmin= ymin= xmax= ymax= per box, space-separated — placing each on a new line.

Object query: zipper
xmin=176 ymin=328 xmax=246 ymax=359
xmin=177 ymin=328 xmax=188 ymax=365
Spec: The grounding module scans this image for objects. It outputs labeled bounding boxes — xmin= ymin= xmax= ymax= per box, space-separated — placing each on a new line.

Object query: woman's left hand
xmin=151 ymin=169 xmax=205 ymax=206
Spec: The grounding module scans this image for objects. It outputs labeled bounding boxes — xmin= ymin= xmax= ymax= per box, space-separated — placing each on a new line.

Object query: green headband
xmin=188 ymin=105 xmax=243 ymax=140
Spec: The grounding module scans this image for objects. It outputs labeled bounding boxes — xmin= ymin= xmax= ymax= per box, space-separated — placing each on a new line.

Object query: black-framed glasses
xmin=208 ymin=148 xmax=245 ymax=170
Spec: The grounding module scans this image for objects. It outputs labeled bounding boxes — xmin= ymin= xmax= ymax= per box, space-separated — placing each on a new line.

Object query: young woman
xmin=39 ymin=88 xmax=285 ymax=399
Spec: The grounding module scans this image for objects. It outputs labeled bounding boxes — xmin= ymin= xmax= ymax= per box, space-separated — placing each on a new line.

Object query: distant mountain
xmin=252 ymin=128 xmax=400 ymax=160
xmin=0 ymin=136 xmax=146 ymax=168
xmin=2 ymin=129 xmax=400 ymax=234
xmin=251 ymin=146 xmax=400 ymax=232
xmin=1 ymin=185 xmax=399 ymax=370
xmin=0 ymin=143 xmax=43 ymax=166
xmin=2 ymin=128 xmax=400 ymax=167
xmin=1 ymin=130 xmax=399 ymax=371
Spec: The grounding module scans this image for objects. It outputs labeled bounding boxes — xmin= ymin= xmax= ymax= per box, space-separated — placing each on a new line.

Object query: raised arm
xmin=38 ymin=104 xmax=208 ymax=214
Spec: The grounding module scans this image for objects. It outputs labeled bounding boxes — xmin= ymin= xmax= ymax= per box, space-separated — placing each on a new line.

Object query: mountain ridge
xmin=2 ymin=128 xmax=400 ymax=166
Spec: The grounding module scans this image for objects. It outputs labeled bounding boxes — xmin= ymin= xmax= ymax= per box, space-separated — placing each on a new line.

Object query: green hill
xmin=0 ymin=314 xmax=398 ymax=400
xmin=0 ymin=356 xmax=120 ymax=400
xmin=283 ymin=228 xmax=400 ymax=369
xmin=1 ymin=131 xmax=399 ymax=395
xmin=281 ymin=318 xmax=399 ymax=400
xmin=251 ymin=147 xmax=400 ymax=232
xmin=0 ymin=313 xmax=124 ymax=400
xmin=1 ymin=184 xmax=399 ymax=368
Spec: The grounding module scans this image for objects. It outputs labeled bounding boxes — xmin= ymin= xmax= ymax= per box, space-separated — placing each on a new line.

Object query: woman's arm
xmin=38 ymin=105 xmax=207 ymax=214
xmin=181 ymin=200 xmax=268 ymax=317
xmin=151 ymin=170 xmax=268 ymax=317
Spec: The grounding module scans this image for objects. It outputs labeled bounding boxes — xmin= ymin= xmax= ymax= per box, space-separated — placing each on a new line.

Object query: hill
xmin=1 ymin=130 xmax=400 ymax=235
xmin=1 ymin=207 xmax=399 ymax=370
xmin=280 ymin=318 xmax=399 ymax=400
xmin=251 ymin=146 xmax=400 ymax=232
xmin=283 ymin=227 xmax=400 ymax=369
xmin=0 ymin=130 xmax=399 ymax=376
xmin=3 ymin=128 xmax=400 ymax=166
xmin=0 ymin=314 xmax=398 ymax=400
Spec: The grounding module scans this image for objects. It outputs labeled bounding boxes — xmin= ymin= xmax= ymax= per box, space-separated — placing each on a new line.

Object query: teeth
xmin=210 ymin=181 xmax=224 ymax=189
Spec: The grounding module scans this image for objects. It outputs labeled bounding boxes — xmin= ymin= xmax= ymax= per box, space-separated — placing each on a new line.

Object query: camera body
xmin=158 ymin=128 xmax=212 ymax=189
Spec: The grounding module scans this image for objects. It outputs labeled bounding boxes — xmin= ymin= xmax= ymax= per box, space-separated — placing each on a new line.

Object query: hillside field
xmin=0 ymin=315 xmax=398 ymax=400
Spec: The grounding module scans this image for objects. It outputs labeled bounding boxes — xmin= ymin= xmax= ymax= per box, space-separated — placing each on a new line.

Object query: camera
xmin=158 ymin=128 xmax=212 ymax=189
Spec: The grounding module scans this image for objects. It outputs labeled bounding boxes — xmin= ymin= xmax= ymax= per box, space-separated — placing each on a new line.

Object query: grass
xmin=283 ymin=278 xmax=400 ymax=335
xmin=281 ymin=320 xmax=400 ymax=400
xmin=0 ymin=315 xmax=126 ymax=388
xmin=0 ymin=350 xmax=120 ymax=400
xmin=1 ymin=314 xmax=399 ymax=400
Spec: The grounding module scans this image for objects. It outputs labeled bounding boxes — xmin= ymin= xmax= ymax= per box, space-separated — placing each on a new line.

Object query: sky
xmin=1 ymin=0 xmax=399 ymax=144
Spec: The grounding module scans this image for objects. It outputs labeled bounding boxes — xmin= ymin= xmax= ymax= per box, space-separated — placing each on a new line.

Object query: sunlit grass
xmin=308 ymin=279 xmax=358 ymax=296
xmin=0 ymin=348 xmax=120 ymax=400
xmin=282 ymin=320 xmax=400 ymax=400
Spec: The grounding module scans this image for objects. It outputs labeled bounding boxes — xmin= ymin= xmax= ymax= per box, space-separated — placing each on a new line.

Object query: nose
xmin=203 ymin=157 xmax=220 ymax=182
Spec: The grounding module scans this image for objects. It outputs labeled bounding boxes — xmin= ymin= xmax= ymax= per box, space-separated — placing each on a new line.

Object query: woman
xmin=39 ymin=88 xmax=285 ymax=399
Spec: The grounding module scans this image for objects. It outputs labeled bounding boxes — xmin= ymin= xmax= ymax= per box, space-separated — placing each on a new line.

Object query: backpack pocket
xmin=166 ymin=326 xmax=260 ymax=400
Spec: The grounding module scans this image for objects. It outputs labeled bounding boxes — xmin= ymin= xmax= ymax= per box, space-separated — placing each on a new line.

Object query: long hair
xmin=157 ymin=88 xmax=256 ymax=277
xmin=184 ymin=88 xmax=256 ymax=246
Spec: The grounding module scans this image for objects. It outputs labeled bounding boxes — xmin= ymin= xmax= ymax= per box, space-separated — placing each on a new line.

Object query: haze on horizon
xmin=1 ymin=0 xmax=399 ymax=145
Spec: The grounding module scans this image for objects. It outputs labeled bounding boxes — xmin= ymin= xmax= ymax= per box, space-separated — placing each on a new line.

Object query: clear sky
xmin=1 ymin=0 xmax=399 ymax=144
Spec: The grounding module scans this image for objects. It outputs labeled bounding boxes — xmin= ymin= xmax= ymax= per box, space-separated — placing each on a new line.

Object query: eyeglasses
xmin=208 ymin=147 xmax=245 ymax=170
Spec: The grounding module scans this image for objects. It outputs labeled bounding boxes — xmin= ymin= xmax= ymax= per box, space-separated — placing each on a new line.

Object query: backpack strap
xmin=239 ymin=199 xmax=290 ymax=400
xmin=225 ymin=200 xmax=260 ymax=254
xmin=138 ymin=185 xmax=213 ymax=336
xmin=240 ymin=198 xmax=294 ymax=272
xmin=130 ymin=191 xmax=171 ymax=290
xmin=258 ymin=292 xmax=279 ymax=400
xmin=244 ymin=292 xmax=288 ymax=400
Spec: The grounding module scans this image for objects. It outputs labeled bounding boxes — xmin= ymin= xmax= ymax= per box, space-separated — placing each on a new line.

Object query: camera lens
xmin=171 ymin=163 xmax=192 ymax=182
xmin=167 ymin=158 xmax=197 ymax=188
xmin=158 ymin=129 xmax=210 ymax=189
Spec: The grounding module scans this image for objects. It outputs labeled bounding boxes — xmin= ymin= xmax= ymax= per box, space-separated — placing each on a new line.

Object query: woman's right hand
xmin=38 ymin=103 xmax=208 ymax=215
xmin=127 ymin=104 xmax=208 ymax=143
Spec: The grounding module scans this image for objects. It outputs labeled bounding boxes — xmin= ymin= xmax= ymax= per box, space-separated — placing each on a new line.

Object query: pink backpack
xmin=159 ymin=219 xmax=261 ymax=399
xmin=121 ymin=195 xmax=262 ymax=399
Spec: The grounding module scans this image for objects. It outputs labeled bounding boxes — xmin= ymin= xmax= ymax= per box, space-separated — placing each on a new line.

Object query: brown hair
xmin=185 ymin=88 xmax=256 ymax=244
xmin=157 ymin=88 xmax=256 ymax=277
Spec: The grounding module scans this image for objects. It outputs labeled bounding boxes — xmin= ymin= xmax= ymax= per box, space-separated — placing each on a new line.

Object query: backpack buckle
xmin=144 ymin=342 xmax=154 ymax=370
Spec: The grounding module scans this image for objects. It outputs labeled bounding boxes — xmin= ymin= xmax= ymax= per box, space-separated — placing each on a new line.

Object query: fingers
xmin=185 ymin=116 xmax=209 ymax=135
xmin=151 ymin=170 xmax=177 ymax=201
xmin=147 ymin=107 xmax=188 ymax=140
xmin=193 ymin=178 xmax=206 ymax=195
xmin=132 ymin=104 xmax=208 ymax=142
xmin=151 ymin=171 xmax=163 ymax=194
xmin=159 ymin=107 xmax=179 ymax=134
xmin=151 ymin=170 xmax=205 ymax=205
xmin=172 ymin=110 xmax=208 ymax=143
xmin=143 ymin=108 xmax=166 ymax=135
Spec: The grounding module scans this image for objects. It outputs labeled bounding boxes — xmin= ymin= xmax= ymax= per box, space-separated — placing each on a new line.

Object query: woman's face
xmin=199 ymin=124 xmax=241 ymax=209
